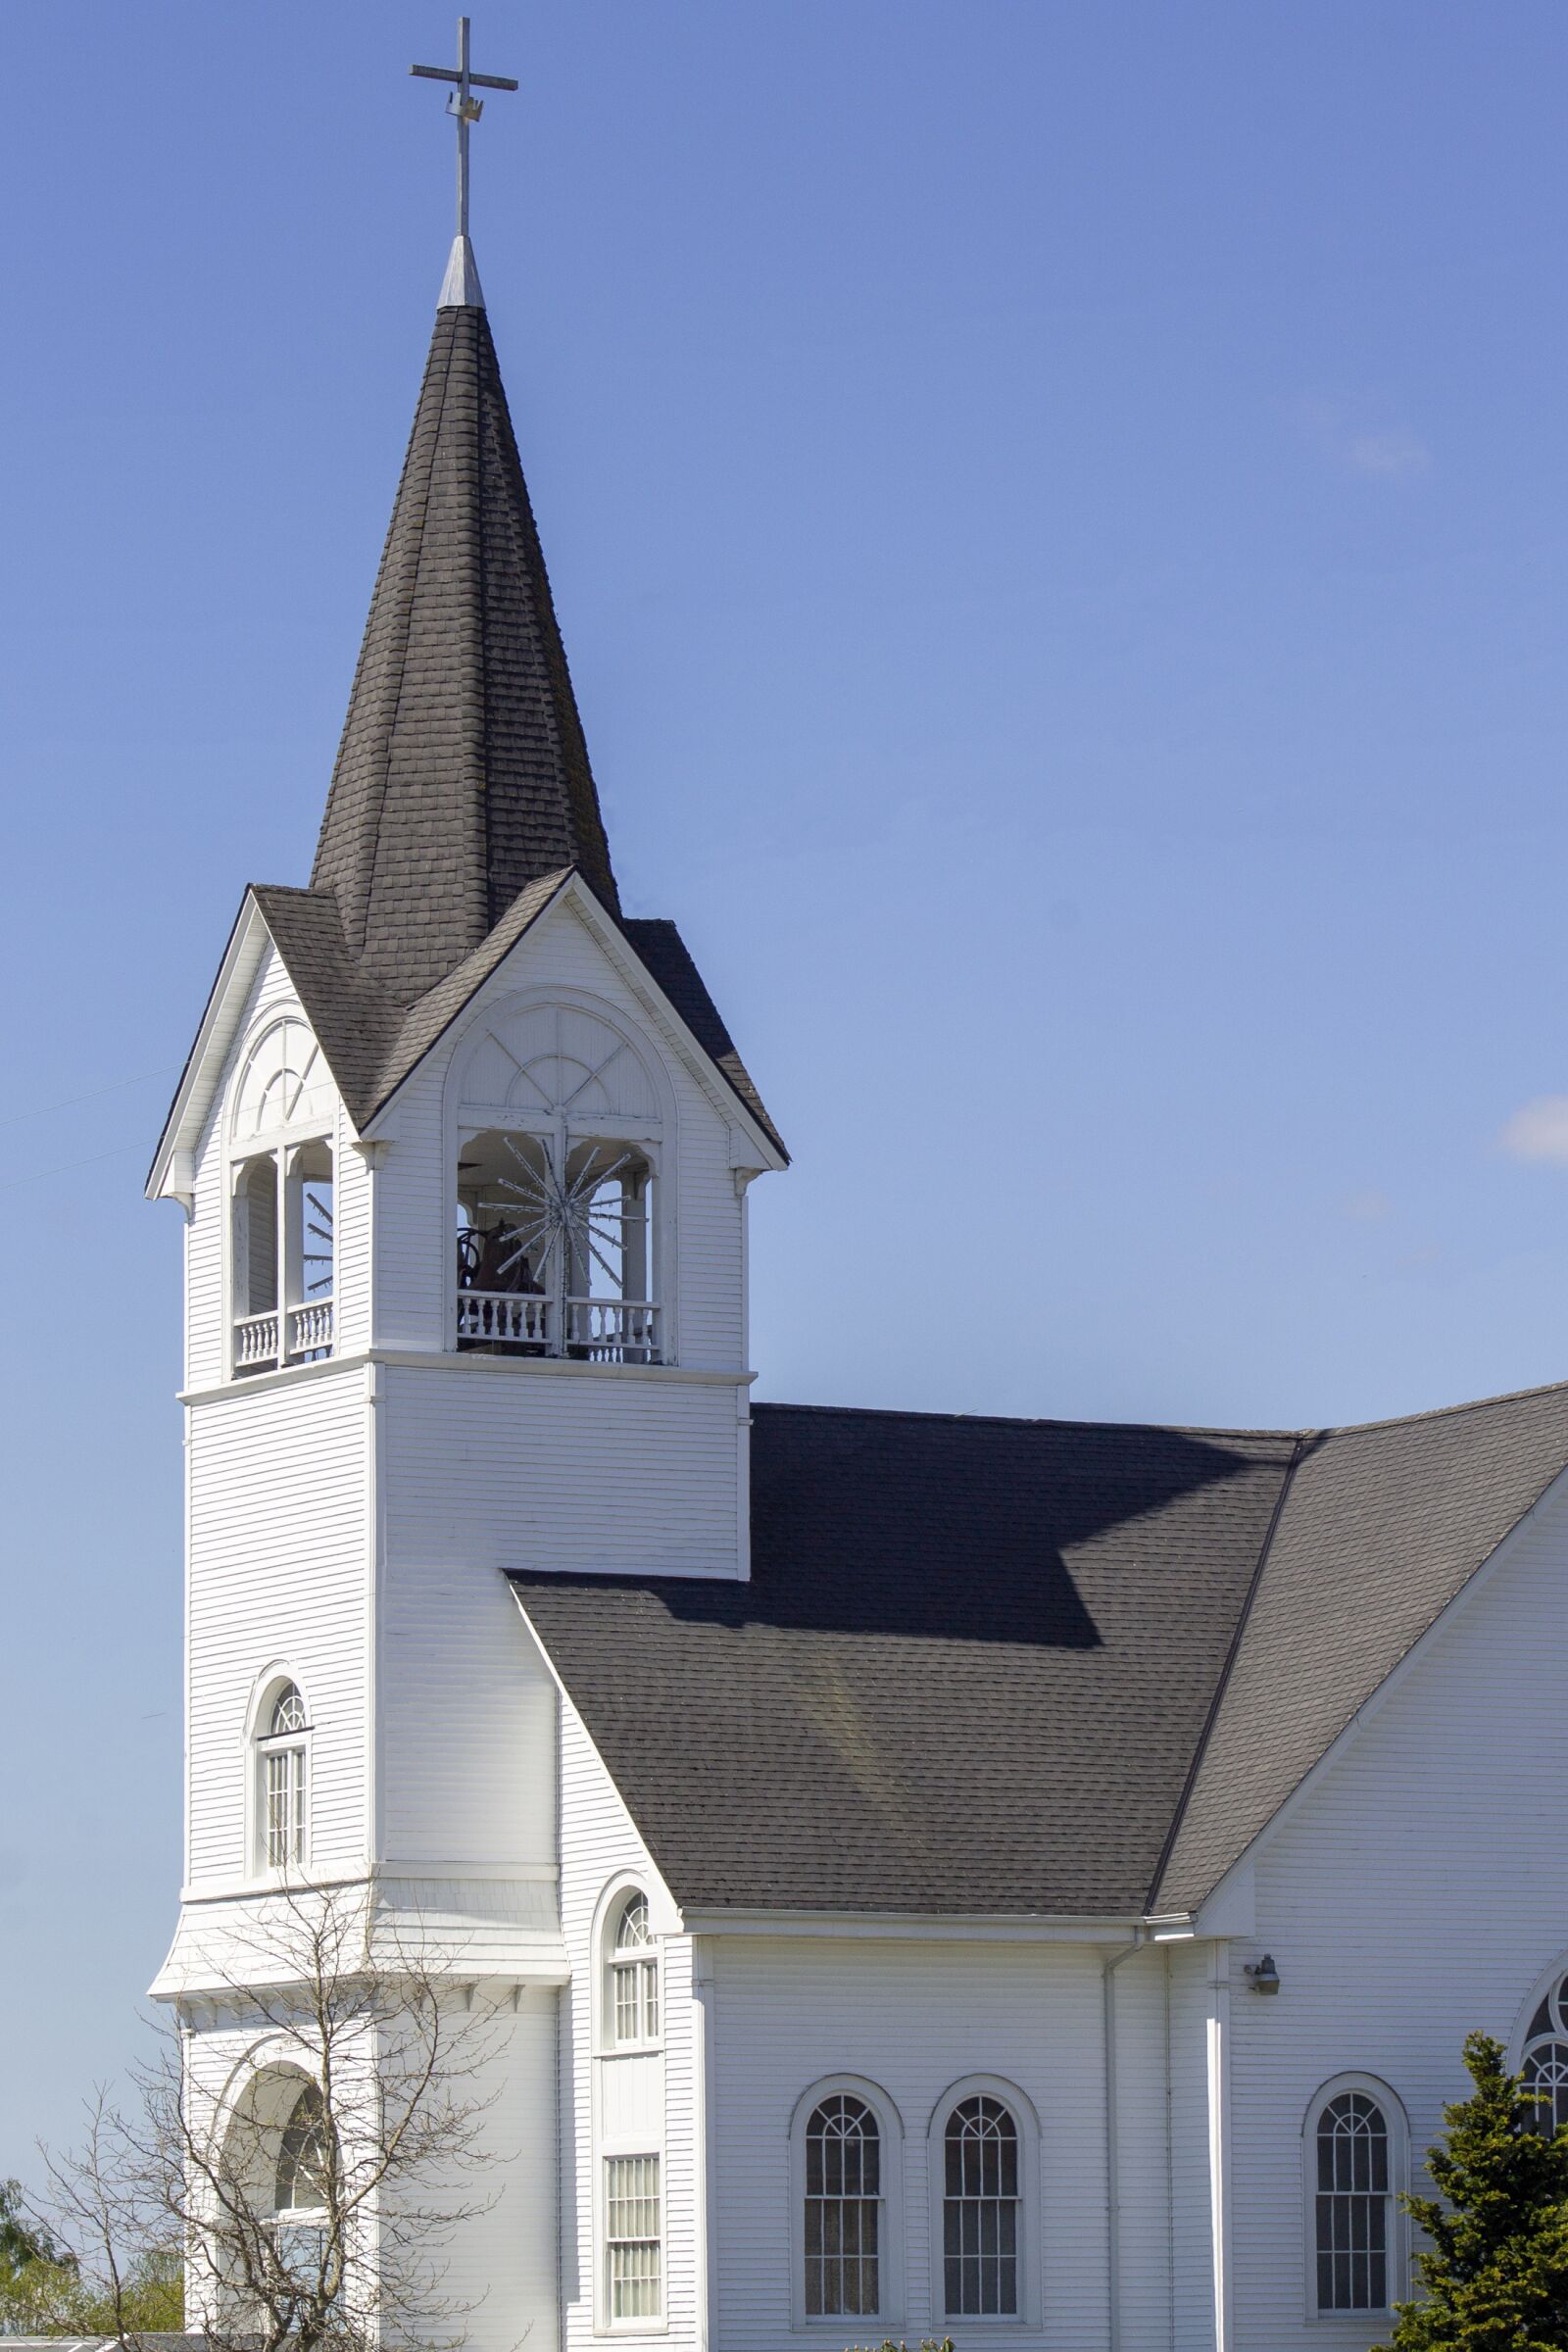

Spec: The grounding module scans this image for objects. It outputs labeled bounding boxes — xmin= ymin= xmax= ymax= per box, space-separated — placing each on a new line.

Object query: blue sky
xmin=5 ymin=0 xmax=1568 ymax=2161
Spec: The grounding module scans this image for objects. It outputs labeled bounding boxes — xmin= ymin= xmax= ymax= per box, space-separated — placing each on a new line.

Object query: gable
xmin=1153 ymin=1383 xmax=1568 ymax=1914
xmin=150 ymin=871 xmax=784 ymax=1202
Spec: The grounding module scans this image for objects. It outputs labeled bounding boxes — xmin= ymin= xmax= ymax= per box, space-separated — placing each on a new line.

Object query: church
xmin=146 ymin=53 xmax=1568 ymax=2352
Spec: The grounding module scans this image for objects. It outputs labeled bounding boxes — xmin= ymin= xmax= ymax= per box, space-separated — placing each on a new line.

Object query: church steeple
xmin=310 ymin=276 xmax=619 ymax=1000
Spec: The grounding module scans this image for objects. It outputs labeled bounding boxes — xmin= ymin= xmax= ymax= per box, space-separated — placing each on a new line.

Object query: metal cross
xmin=411 ymin=17 xmax=518 ymax=241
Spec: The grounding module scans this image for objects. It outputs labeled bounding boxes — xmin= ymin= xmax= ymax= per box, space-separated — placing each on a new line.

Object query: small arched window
xmin=1520 ymin=1967 xmax=1568 ymax=2132
xmin=257 ymin=1682 xmax=309 ymax=1872
xmin=607 ymin=1890 xmax=660 ymax=2048
xmin=804 ymin=2094 xmax=881 ymax=2319
xmin=1310 ymin=2086 xmax=1395 ymax=2313
xmin=943 ymin=2095 xmax=1019 ymax=2317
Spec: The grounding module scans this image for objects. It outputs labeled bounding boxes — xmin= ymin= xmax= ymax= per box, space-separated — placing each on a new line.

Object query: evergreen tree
xmin=1392 ymin=2031 xmax=1568 ymax=2350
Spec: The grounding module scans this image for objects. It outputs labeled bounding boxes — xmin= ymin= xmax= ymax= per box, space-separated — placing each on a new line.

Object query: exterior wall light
xmin=1245 ymin=1953 xmax=1281 ymax=1994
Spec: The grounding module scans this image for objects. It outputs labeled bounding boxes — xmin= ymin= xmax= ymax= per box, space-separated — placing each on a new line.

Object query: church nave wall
xmin=1220 ymin=1473 xmax=1568 ymax=2351
xmin=706 ymin=1934 xmax=1116 ymax=2352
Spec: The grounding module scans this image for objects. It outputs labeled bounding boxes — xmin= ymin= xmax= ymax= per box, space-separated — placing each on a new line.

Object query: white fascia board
xmin=145 ymin=893 xmax=270 ymax=1200
xmin=549 ymin=878 xmax=787 ymax=1173
xmin=1191 ymin=1459 xmax=1568 ymax=1920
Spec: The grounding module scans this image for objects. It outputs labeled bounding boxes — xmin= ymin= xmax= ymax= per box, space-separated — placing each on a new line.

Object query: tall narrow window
xmin=605 ymin=2155 xmax=662 ymax=2322
xmin=608 ymin=1892 xmax=660 ymax=2047
xmin=805 ymin=2095 xmax=880 ymax=2318
xmin=943 ymin=2095 xmax=1018 ymax=2317
xmin=1314 ymin=2092 xmax=1390 ymax=2312
xmin=258 ymin=1683 xmax=309 ymax=1871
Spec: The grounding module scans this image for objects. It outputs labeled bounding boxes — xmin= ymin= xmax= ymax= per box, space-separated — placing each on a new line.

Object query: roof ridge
xmin=1316 ymin=1373 xmax=1568 ymax=1440
xmin=751 ymin=1398 xmax=1300 ymax=1446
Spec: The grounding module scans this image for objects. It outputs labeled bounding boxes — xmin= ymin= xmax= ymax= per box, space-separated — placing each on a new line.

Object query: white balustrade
xmin=233 ymin=1312 xmax=279 ymax=1370
xmin=565 ymin=1298 xmax=661 ymax=1362
xmin=457 ymin=1290 xmax=553 ymax=1348
xmin=289 ymin=1299 xmax=334 ymax=1359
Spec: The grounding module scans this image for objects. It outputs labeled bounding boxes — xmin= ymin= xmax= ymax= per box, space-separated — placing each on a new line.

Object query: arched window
xmin=275 ymin=2082 xmax=329 ymax=2215
xmin=257 ymin=1682 xmax=309 ymax=1872
xmin=1520 ymin=1966 xmax=1568 ymax=2132
xmin=942 ymin=2095 xmax=1018 ymax=2317
xmin=804 ymin=2094 xmax=881 ymax=2319
xmin=1308 ymin=2082 xmax=1402 ymax=2314
xmin=607 ymin=1890 xmax=660 ymax=2048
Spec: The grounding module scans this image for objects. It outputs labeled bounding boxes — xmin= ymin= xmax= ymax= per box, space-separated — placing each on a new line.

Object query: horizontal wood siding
xmin=382 ymin=1360 xmax=746 ymax=1578
xmin=186 ymin=1368 xmax=368 ymax=1884
xmin=558 ymin=1693 xmax=695 ymax=2352
xmin=709 ymin=1936 xmax=1109 ymax=2352
xmin=1226 ymin=1481 xmax=1568 ymax=2349
xmin=378 ymin=1511 xmax=558 ymax=1872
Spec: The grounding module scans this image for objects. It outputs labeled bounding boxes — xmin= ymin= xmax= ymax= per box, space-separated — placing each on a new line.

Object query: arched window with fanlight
xmin=1305 ymin=2077 xmax=1406 ymax=2316
xmin=256 ymin=1681 xmax=310 ymax=1873
xmin=805 ymin=2094 xmax=881 ymax=2319
xmin=270 ymin=2080 xmax=334 ymax=2295
xmin=1519 ymin=1964 xmax=1568 ymax=2133
xmin=942 ymin=2095 xmax=1019 ymax=2317
xmin=606 ymin=1890 xmax=660 ymax=2049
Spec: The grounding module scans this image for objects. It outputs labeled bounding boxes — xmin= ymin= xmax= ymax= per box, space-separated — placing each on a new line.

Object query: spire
xmin=310 ymin=296 xmax=620 ymax=998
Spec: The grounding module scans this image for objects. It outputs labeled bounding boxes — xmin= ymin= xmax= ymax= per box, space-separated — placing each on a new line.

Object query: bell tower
xmin=145 ymin=39 xmax=785 ymax=2345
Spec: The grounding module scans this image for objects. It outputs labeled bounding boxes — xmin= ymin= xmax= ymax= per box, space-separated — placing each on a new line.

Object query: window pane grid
xmin=265 ymin=1745 xmax=306 ymax=1868
xmin=607 ymin=2156 xmax=662 ymax=2322
xmin=943 ymin=2096 xmax=1019 ymax=2316
xmin=805 ymin=2096 xmax=880 ymax=2317
xmin=1315 ymin=2093 xmax=1389 ymax=2312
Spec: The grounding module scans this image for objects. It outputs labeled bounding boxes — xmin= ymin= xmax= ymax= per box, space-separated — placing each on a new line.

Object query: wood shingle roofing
xmin=512 ymin=1383 xmax=1568 ymax=1920
xmin=311 ymin=299 xmax=617 ymax=997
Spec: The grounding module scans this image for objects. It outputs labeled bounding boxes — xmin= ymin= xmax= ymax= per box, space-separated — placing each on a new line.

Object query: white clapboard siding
xmin=372 ymin=899 xmax=748 ymax=1369
xmin=381 ymin=1360 xmax=747 ymax=1579
xmin=709 ymin=1936 xmax=1110 ymax=2352
xmin=377 ymin=1528 xmax=558 ymax=1872
xmin=557 ymin=1690 xmax=694 ymax=2352
xmin=186 ymin=1367 xmax=368 ymax=1883
xmin=1224 ymin=1479 xmax=1568 ymax=2349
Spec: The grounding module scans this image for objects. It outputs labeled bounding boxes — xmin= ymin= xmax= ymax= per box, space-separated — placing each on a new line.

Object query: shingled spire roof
xmin=311 ymin=268 xmax=619 ymax=1000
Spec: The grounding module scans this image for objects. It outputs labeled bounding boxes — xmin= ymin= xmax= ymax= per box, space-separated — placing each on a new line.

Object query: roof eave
xmin=145 ymin=893 xmax=270 ymax=1201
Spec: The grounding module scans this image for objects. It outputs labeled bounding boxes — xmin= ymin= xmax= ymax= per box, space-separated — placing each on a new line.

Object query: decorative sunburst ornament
xmin=481 ymin=1137 xmax=638 ymax=1294
xmin=302 ymin=1189 xmax=334 ymax=1296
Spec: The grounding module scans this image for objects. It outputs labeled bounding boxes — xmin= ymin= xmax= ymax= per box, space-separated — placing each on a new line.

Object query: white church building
xmin=145 ymin=174 xmax=1568 ymax=2352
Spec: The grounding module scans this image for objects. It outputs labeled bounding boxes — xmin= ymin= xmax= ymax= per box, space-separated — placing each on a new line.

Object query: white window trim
xmin=926 ymin=2075 xmax=1042 ymax=2329
xmin=788 ymin=2075 xmax=905 ymax=2335
xmin=590 ymin=1874 xmax=668 ymax=2336
xmin=593 ymin=1875 xmax=665 ymax=2059
xmin=244 ymin=1667 xmax=314 ymax=1881
xmin=1302 ymin=2073 xmax=1408 ymax=2324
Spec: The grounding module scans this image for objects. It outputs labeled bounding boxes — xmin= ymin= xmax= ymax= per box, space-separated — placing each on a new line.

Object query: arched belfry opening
xmin=228 ymin=1017 xmax=336 ymax=1376
xmin=454 ymin=1001 xmax=663 ymax=1364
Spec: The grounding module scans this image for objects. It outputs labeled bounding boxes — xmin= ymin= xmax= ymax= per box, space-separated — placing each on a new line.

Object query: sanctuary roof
xmin=513 ymin=1381 xmax=1568 ymax=1921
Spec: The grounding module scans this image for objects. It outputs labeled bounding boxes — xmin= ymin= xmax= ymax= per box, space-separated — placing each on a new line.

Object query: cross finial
xmin=412 ymin=17 xmax=517 ymax=306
